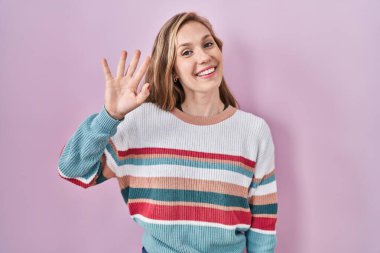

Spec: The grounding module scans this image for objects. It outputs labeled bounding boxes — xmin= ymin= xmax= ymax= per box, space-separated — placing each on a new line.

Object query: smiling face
xmin=174 ymin=21 xmax=223 ymax=95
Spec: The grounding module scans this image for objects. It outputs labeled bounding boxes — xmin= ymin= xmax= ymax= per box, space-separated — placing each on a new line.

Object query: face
xmin=174 ymin=21 xmax=223 ymax=94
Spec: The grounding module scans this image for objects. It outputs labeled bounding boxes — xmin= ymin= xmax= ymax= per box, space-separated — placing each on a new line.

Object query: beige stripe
xmin=117 ymin=176 xmax=248 ymax=198
xmin=252 ymin=214 xmax=277 ymax=218
xmin=128 ymin=198 xmax=249 ymax=212
xmin=248 ymin=193 xmax=278 ymax=205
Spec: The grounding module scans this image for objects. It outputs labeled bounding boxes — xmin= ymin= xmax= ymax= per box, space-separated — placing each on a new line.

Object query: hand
xmin=102 ymin=50 xmax=151 ymax=120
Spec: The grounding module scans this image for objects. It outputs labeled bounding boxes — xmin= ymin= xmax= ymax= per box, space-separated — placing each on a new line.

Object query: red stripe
xmin=251 ymin=217 xmax=277 ymax=231
xmin=129 ymin=202 xmax=251 ymax=226
xmin=58 ymin=172 xmax=95 ymax=189
xmin=118 ymin=147 xmax=255 ymax=167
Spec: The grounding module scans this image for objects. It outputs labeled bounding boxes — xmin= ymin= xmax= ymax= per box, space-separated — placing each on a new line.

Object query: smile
xmin=196 ymin=67 xmax=216 ymax=78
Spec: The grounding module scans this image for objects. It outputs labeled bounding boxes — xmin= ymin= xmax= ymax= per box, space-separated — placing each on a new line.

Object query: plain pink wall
xmin=1 ymin=0 xmax=379 ymax=252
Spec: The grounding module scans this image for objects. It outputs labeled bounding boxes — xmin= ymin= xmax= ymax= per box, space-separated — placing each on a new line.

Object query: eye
xmin=182 ymin=50 xmax=192 ymax=56
xmin=204 ymin=42 xmax=214 ymax=47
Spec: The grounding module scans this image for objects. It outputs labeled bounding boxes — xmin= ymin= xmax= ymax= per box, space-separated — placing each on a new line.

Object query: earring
xmin=173 ymin=77 xmax=178 ymax=83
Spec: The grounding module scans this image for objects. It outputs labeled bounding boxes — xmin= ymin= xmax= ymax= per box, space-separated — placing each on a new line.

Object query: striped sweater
xmin=57 ymin=102 xmax=278 ymax=253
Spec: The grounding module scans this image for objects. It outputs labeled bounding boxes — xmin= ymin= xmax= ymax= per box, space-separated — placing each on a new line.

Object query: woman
xmin=58 ymin=12 xmax=278 ymax=253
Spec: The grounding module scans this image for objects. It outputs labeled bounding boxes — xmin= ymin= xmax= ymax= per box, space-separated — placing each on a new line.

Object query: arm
xmin=57 ymin=106 xmax=123 ymax=188
xmin=58 ymin=50 xmax=151 ymax=189
xmin=246 ymin=119 xmax=278 ymax=252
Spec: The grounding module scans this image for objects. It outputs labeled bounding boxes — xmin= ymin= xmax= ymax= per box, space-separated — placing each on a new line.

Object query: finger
xmin=116 ymin=50 xmax=127 ymax=78
xmin=125 ymin=50 xmax=141 ymax=78
xmin=101 ymin=58 xmax=113 ymax=81
xmin=131 ymin=56 xmax=151 ymax=89
xmin=136 ymin=83 xmax=150 ymax=104
xmin=124 ymin=61 xmax=132 ymax=77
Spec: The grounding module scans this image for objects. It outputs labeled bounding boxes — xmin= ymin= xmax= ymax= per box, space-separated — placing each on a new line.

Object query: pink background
xmin=1 ymin=0 xmax=379 ymax=252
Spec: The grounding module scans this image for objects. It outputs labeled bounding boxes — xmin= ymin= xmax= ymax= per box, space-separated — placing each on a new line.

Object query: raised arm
xmin=57 ymin=50 xmax=151 ymax=188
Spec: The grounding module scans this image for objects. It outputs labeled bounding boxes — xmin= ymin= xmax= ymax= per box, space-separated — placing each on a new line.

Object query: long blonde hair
xmin=145 ymin=12 xmax=240 ymax=111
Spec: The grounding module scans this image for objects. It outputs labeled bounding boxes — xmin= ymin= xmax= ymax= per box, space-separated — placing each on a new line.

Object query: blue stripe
xmin=249 ymin=174 xmax=275 ymax=189
xmin=121 ymin=187 xmax=130 ymax=204
xmin=249 ymin=203 xmax=278 ymax=214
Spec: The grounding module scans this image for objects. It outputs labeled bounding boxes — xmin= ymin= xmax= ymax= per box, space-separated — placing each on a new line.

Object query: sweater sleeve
xmin=57 ymin=106 xmax=123 ymax=188
xmin=246 ymin=119 xmax=278 ymax=253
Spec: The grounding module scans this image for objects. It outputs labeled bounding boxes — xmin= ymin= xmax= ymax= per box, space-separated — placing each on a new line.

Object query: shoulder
xmin=232 ymin=108 xmax=275 ymax=152
xmin=234 ymin=108 xmax=271 ymax=136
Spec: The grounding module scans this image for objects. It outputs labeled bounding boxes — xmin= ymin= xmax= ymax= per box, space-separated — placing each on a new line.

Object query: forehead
xmin=176 ymin=21 xmax=211 ymax=45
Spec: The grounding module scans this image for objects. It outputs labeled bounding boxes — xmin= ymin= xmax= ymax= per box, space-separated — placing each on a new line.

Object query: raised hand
xmin=102 ymin=50 xmax=151 ymax=120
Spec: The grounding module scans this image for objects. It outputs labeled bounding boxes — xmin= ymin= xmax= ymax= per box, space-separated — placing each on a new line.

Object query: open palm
xmin=102 ymin=50 xmax=151 ymax=120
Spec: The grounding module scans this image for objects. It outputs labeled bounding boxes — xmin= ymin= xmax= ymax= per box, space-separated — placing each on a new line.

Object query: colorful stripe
xmin=118 ymin=176 xmax=248 ymax=198
xmin=106 ymin=159 xmax=252 ymax=187
xmin=119 ymin=147 xmax=255 ymax=168
xmin=128 ymin=199 xmax=248 ymax=212
xmin=251 ymin=216 xmax=277 ymax=231
xmin=125 ymin=188 xmax=248 ymax=207
xmin=106 ymin=146 xmax=255 ymax=177
xmin=129 ymin=202 xmax=251 ymax=226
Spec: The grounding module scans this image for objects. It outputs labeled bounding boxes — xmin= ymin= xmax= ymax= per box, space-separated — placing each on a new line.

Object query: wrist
xmin=104 ymin=106 xmax=124 ymax=121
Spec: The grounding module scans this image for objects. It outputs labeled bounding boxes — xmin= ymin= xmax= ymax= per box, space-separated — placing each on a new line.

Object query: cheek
xmin=216 ymin=50 xmax=223 ymax=62
xmin=177 ymin=62 xmax=194 ymax=78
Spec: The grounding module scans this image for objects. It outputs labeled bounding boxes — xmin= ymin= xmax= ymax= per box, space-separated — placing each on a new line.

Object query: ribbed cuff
xmin=93 ymin=106 xmax=123 ymax=136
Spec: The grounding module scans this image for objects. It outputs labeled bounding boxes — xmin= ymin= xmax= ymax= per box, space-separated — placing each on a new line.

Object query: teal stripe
xmin=249 ymin=203 xmax=277 ymax=214
xmin=94 ymin=168 xmax=108 ymax=185
xmin=105 ymin=147 xmax=253 ymax=178
xmin=128 ymin=188 xmax=249 ymax=208
xmin=249 ymin=174 xmax=275 ymax=189
xmin=121 ymin=187 xmax=130 ymax=204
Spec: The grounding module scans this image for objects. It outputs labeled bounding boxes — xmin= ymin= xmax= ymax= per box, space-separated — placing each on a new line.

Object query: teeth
xmin=197 ymin=67 xmax=215 ymax=76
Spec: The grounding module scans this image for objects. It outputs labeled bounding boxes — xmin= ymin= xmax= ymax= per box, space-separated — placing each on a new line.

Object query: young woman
xmin=58 ymin=12 xmax=278 ymax=253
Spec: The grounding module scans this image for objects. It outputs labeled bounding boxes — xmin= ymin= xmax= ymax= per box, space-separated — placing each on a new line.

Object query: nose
xmin=196 ymin=48 xmax=212 ymax=65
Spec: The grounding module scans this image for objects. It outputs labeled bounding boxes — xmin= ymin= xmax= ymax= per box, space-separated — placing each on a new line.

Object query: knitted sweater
xmin=57 ymin=102 xmax=278 ymax=253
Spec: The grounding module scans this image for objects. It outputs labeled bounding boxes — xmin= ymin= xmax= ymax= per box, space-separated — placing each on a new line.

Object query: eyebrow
xmin=177 ymin=34 xmax=213 ymax=49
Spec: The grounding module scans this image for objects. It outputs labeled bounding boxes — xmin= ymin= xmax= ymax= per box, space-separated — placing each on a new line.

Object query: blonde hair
xmin=145 ymin=12 xmax=240 ymax=111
